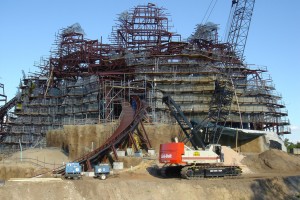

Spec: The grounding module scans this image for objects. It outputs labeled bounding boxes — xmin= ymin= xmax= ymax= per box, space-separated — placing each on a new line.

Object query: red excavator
xmin=159 ymin=96 xmax=241 ymax=179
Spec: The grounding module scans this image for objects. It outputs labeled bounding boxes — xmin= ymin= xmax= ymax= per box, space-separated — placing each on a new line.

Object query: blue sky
xmin=0 ymin=0 xmax=299 ymax=142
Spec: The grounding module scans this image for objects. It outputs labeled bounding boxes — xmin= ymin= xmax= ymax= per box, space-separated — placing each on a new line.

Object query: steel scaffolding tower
xmin=1 ymin=3 xmax=290 ymax=152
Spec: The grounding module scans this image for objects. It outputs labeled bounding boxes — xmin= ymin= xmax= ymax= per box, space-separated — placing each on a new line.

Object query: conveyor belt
xmin=53 ymin=96 xmax=147 ymax=174
xmin=0 ymin=96 xmax=17 ymax=142
xmin=0 ymin=96 xmax=17 ymax=119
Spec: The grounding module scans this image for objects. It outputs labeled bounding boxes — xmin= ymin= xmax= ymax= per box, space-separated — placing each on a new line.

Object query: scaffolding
xmin=1 ymin=3 xmax=290 ymax=151
xmin=0 ymin=83 xmax=7 ymax=133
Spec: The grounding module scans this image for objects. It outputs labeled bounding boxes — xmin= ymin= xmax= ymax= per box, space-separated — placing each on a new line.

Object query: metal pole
xmin=235 ymin=128 xmax=239 ymax=152
xmin=19 ymin=139 xmax=22 ymax=162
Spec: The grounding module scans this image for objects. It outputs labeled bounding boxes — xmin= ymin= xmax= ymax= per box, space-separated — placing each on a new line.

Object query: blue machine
xmin=94 ymin=164 xmax=110 ymax=180
xmin=65 ymin=162 xmax=82 ymax=179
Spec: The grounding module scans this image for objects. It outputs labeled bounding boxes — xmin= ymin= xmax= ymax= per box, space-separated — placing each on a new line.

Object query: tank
xmin=94 ymin=164 xmax=110 ymax=180
xmin=64 ymin=162 xmax=82 ymax=179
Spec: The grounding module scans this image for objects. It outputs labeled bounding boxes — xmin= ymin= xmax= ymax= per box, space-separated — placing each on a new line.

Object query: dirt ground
xmin=0 ymin=147 xmax=69 ymax=180
xmin=1 ymin=123 xmax=300 ymax=199
xmin=0 ymin=148 xmax=300 ymax=200
xmin=1 ymin=172 xmax=299 ymax=200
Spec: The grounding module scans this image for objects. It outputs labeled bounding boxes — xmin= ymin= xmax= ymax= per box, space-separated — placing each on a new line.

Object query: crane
xmin=202 ymin=0 xmax=256 ymax=144
xmin=159 ymin=95 xmax=241 ymax=179
xmin=200 ymin=0 xmax=256 ymax=145
xmin=226 ymin=0 xmax=256 ymax=61
xmin=158 ymin=2 xmax=257 ymax=178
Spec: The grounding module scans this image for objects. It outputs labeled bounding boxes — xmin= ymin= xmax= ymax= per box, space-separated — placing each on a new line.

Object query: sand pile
xmin=222 ymin=146 xmax=252 ymax=174
xmin=242 ymin=149 xmax=300 ymax=173
xmin=222 ymin=146 xmax=245 ymax=166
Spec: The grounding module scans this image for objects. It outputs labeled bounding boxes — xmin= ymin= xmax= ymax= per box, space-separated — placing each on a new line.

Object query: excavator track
xmin=160 ymin=166 xmax=183 ymax=178
xmin=181 ymin=166 xmax=205 ymax=179
xmin=180 ymin=165 xmax=241 ymax=179
xmin=160 ymin=165 xmax=241 ymax=179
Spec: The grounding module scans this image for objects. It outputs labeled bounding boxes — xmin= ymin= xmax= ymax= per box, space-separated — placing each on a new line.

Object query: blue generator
xmin=94 ymin=164 xmax=110 ymax=180
xmin=65 ymin=162 xmax=82 ymax=179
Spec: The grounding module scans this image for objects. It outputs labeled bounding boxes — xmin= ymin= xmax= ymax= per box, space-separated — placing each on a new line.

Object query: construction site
xmin=0 ymin=1 xmax=299 ymax=200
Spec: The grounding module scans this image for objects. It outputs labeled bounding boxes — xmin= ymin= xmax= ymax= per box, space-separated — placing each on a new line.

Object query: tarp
xmin=221 ymin=127 xmax=266 ymax=140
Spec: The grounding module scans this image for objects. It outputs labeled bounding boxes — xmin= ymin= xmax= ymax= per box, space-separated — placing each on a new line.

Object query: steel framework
xmin=226 ymin=0 xmax=256 ymax=60
xmin=1 ymin=3 xmax=290 ymax=154
xmin=0 ymin=83 xmax=7 ymax=136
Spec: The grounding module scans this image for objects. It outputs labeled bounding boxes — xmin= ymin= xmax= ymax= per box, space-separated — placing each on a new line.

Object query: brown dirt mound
xmin=0 ymin=165 xmax=35 ymax=180
xmin=46 ymin=124 xmax=116 ymax=160
xmin=46 ymin=123 xmax=181 ymax=160
xmin=242 ymin=149 xmax=300 ymax=173
xmin=8 ymin=147 xmax=69 ymax=166
xmin=0 ymin=148 xmax=70 ymax=180
xmin=259 ymin=149 xmax=300 ymax=171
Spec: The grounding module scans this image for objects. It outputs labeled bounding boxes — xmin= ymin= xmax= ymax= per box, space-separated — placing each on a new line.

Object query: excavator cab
xmin=212 ymin=144 xmax=224 ymax=162
xmin=204 ymin=144 xmax=223 ymax=162
xmin=213 ymin=145 xmax=222 ymax=156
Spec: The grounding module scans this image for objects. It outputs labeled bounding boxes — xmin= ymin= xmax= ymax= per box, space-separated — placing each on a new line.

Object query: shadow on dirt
xmin=146 ymin=165 xmax=163 ymax=178
xmin=146 ymin=165 xmax=182 ymax=179
xmin=250 ymin=176 xmax=300 ymax=200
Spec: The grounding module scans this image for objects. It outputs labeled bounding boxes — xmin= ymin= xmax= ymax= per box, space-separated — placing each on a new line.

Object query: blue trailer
xmin=65 ymin=162 xmax=82 ymax=179
xmin=94 ymin=164 xmax=110 ymax=180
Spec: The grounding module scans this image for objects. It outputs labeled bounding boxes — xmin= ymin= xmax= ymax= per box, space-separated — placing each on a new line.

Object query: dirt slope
xmin=1 ymin=146 xmax=300 ymax=199
xmin=241 ymin=149 xmax=300 ymax=173
xmin=0 ymin=172 xmax=299 ymax=200
xmin=0 ymin=148 xmax=69 ymax=180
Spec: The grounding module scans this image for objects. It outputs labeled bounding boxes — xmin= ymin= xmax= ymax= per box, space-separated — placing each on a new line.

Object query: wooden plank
xmin=8 ymin=178 xmax=62 ymax=182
